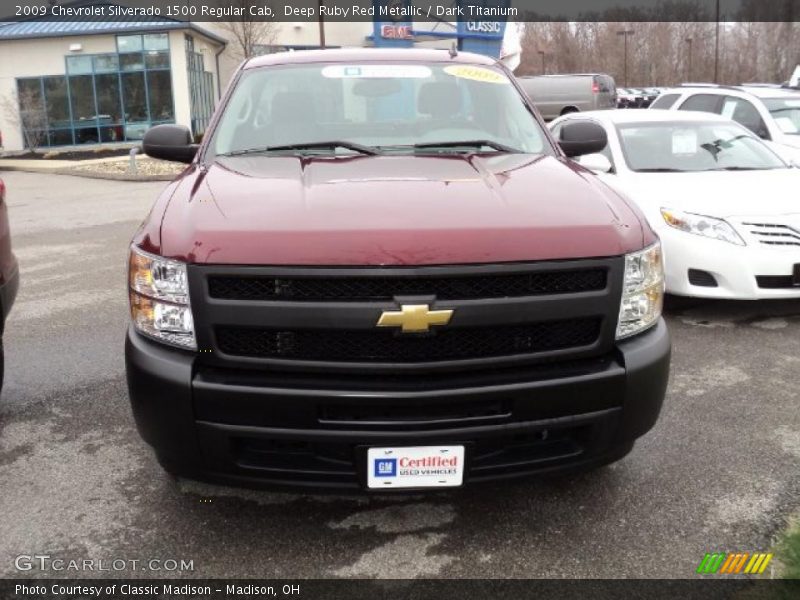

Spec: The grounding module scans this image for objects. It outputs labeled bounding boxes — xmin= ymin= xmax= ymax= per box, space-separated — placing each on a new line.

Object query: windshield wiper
xmin=635 ymin=168 xmax=689 ymax=173
xmin=709 ymin=166 xmax=771 ymax=171
xmin=411 ymin=140 xmax=521 ymax=153
xmin=221 ymin=141 xmax=380 ymax=157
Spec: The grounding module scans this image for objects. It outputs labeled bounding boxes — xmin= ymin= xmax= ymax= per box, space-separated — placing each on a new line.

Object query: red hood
xmin=149 ymin=153 xmax=649 ymax=266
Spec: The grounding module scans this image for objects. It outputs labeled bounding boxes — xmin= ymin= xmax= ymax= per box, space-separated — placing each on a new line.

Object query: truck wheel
xmin=560 ymin=106 xmax=580 ymax=116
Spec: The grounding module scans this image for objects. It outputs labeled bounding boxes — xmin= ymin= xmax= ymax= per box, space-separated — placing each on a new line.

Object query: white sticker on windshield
xmin=672 ymin=129 xmax=698 ymax=154
xmin=721 ymin=100 xmax=737 ymax=119
xmin=321 ymin=65 xmax=432 ymax=79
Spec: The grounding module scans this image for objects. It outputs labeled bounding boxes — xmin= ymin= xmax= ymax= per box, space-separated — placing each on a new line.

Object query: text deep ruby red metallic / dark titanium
xmin=125 ymin=49 xmax=670 ymax=490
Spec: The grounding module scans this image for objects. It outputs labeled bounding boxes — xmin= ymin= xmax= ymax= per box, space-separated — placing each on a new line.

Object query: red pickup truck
xmin=127 ymin=49 xmax=670 ymax=491
xmin=0 ymin=177 xmax=18 ymax=393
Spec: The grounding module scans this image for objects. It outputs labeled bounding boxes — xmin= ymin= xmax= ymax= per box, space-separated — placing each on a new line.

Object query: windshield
xmin=616 ymin=121 xmax=787 ymax=172
xmin=763 ymin=96 xmax=800 ymax=135
xmin=207 ymin=62 xmax=551 ymax=158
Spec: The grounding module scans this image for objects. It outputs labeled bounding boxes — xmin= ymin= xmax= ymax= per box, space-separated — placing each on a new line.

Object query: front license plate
xmin=367 ymin=446 xmax=465 ymax=489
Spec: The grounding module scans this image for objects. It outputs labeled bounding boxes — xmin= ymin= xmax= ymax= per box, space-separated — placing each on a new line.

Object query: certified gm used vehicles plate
xmin=550 ymin=110 xmax=800 ymax=300
xmin=126 ymin=49 xmax=670 ymax=491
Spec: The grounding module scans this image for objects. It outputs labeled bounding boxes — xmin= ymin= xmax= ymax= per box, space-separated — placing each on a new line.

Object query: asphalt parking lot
xmin=0 ymin=170 xmax=798 ymax=579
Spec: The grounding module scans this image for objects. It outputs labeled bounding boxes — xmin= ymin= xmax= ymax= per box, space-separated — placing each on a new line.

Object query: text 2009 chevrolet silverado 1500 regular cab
xmin=126 ymin=49 xmax=670 ymax=491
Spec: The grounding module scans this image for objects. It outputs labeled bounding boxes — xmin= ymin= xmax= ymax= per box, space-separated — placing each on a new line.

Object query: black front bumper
xmin=125 ymin=319 xmax=670 ymax=491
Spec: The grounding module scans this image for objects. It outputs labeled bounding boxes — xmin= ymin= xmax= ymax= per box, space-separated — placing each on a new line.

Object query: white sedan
xmin=550 ymin=110 xmax=800 ymax=299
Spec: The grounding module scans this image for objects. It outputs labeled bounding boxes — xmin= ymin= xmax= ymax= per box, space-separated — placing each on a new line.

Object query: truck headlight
xmin=616 ymin=242 xmax=664 ymax=340
xmin=661 ymin=208 xmax=745 ymax=246
xmin=128 ymin=246 xmax=196 ymax=349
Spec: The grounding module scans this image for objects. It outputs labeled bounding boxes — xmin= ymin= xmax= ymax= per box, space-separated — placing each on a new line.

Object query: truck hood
xmin=607 ymin=168 xmax=800 ymax=220
xmin=157 ymin=153 xmax=647 ymax=266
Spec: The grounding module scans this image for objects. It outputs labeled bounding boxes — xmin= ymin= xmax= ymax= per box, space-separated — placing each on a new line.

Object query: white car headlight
xmin=661 ymin=208 xmax=745 ymax=246
xmin=129 ymin=246 xmax=196 ymax=349
xmin=616 ymin=242 xmax=664 ymax=340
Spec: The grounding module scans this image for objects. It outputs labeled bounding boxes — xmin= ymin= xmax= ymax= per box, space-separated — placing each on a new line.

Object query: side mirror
xmin=558 ymin=121 xmax=608 ymax=158
xmin=578 ymin=153 xmax=613 ymax=173
xmin=142 ymin=124 xmax=198 ymax=163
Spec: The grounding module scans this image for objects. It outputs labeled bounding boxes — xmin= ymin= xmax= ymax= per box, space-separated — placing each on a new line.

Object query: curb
xmin=0 ymin=164 xmax=178 ymax=182
xmin=53 ymin=167 xmax=178 ymax=182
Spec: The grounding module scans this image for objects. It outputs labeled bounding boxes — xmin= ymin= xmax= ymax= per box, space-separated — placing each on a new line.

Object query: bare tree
xmin=217 ymin=0 xmax=279 ymax=60
xmin=1 ymin=89 xmax=47 ymax=153
xmin=520 ymin=21 xmax=799 ymax=86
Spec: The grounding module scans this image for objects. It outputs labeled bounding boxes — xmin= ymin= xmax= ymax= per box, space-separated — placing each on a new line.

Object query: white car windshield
xmin=208 ymin=62 xmax=551 ymax=158
xmin=763 ymin=97 xmax=800 ymax=135
xmin=616 ymin=121 xmax=788 ymax=172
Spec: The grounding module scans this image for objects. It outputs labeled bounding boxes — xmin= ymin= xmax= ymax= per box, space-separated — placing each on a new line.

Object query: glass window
xmin=145 ymin=50 xmax=169 ymax=70
xmin=117 ymin=35 xmax=142 ymax=53
xmin=95 ymin=73 xmax=122 ymax=124
xmin=651 ymin=93 xmax=680 ymax=109
xmin=66 ymin=55 xmax=93 ymax=75
xmin=763 ymin=97 xmax=800 ymax=135
xmin=99 ymin=125 xmax=124 ymax=142
xmin=74 ymin=126 xmax=99 ymax=144
xmin=147 ymin=71 xmax=174 ymax=121
xmin=44 ymin=76 xmax=70 ymax=129
xmin=120 ymin=53 xmax=145 ymax=71
xmin=616 ymin=121 xmax=787 ymax=172
xmin=121 ymin=72 xmax=148 ymax=122
xmin=720 ymin=96 xmax=770 ymax=139
xmin=124 ymin=123 xmax=149 ymax=140
xmin=143 ymin=33 xmax=168 ymax=51
xmin=93 ymin=54 xmax=119 ymax=73
xmin=209 ymin=63 xmax=553 ymax=157
xmin=16 ymin=79 xmax=47 ymax=146
xmin=69 ymin=75 xmax=97 ymax=124
xmin=678 ymin=94 xmax=721 ymax=113
xmin=49 ymin=128 xmax=74 ymax=146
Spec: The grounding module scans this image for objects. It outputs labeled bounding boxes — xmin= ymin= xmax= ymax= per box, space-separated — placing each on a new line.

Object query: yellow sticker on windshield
xmin=443 ymin=65 xmax=508 ymax=84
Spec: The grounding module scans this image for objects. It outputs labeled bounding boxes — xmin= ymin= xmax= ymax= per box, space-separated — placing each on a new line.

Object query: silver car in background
xmin=517 ymin=74 xmax=617 ymax=121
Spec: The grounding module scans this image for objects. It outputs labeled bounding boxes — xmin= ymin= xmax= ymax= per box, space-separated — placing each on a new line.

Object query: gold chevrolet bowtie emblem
xmin=376 ymin=304 xmax=454 ymax=333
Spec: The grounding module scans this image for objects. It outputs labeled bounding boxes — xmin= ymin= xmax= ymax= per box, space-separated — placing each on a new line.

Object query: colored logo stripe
xmin=697 ymin=552 xmax=773 ymax=575
xmin=744 ymin=553 xmax=773 ymax=574
xmin=697 ymin=553 xmax=726 ymax=574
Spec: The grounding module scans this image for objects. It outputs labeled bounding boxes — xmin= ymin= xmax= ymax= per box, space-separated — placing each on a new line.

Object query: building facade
xmin=0 ymin=17 xmax=225 ymax=151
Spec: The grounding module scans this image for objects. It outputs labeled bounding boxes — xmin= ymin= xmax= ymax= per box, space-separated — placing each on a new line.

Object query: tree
xmin=1 ymin=88 xmax=47 ymax=153
xmin=217 ymin=0 xmax=279 ymax=60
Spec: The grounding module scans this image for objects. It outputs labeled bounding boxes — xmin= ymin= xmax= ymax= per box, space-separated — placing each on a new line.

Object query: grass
xmin=777 ymin=517 xmax=800 ymax=579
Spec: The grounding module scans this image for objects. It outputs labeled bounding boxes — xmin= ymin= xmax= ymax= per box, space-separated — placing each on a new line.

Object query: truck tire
xmin=560 ymin=106 xmax=580 ymax=115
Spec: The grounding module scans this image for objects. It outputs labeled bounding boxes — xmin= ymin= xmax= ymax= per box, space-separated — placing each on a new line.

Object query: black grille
xmin=216 ymin=318 xmax=602 ymax=363
xmin=208 ymin=269 xmax=607 ymax=302
xmin=756 ymin=275 xmax=799 ymax=289
xmin=688 ymin=269 xmax=718 ymax=288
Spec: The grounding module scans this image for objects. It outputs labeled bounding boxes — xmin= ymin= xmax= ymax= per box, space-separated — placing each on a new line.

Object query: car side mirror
xmin=578 ymin=153 xmax=614 ymax=174
xmin=142 ymin=124 xmax=198 ymax=163
xmin=558 ymin=121 xmax=608 ymax=158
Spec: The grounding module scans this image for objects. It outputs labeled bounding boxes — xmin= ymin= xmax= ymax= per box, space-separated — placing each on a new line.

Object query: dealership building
xmin=0 ymin=1 xmax=515 ymax=152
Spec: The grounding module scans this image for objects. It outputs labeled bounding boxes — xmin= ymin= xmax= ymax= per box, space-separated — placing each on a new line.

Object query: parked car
xmin=641 ymin=88 xmax=662 ymax=106
xmin=550 ymin=110 xmax=800 ymax=299
xmin=650 ymin=84 xmax=800 ymax=163
xmin=0 ymin=178 xmax=19 ymax=394
xmin=127 ymin=49 xmax=670 ymax=491
xmin=517 ymin=73 xmax=616 ymax=120
xmin=617 ymin=88 xmax=645 ymax=108
xmin=628 ymin=88 xmax=655 ymax=108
